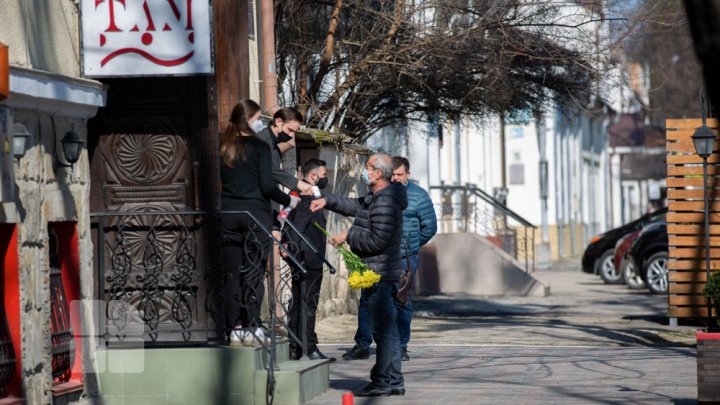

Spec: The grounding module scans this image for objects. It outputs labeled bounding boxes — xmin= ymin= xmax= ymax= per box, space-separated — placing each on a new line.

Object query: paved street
xmin=310 ymin=260 xmax=698 ymax=404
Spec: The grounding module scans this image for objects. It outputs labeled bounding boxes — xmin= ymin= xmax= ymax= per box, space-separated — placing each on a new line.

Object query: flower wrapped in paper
xmin=314 ymin=222 xmax=381 ymax=289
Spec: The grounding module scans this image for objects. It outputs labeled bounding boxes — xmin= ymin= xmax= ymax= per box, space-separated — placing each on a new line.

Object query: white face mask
xmin=250 ymin=120 xmax=265 ymax=133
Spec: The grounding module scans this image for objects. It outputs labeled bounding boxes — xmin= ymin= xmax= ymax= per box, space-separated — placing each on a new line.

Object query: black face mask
xmin=277 ymin=131 xmax=293 ymax=143
xmin=316 ymin=177 xmax=329 ymax=189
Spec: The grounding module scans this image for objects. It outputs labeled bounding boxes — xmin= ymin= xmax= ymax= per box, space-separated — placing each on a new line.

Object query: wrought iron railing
xmin=431 ymin=183 xmax=537 ymax=272
xmin=0 ymin=307 xmax=15 ymax=396
xmin=91 ymin=210 xmax=336 ymax=403
xmin=49 ymin=229 xmax=76 ymax=385
xmin=278 ymin=218 xmax=336 ymax=360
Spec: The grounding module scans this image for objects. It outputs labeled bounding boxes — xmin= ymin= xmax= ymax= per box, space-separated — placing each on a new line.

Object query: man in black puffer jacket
xmin=310 ymin=153 xmax=408 ymax=397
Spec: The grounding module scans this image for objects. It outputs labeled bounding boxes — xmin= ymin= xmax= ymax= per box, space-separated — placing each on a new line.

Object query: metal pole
xmin=299 ymin=274 xmax=309 ymax=359
xmin=705 ymin=156 xmax=712 ymax=328
xmin=268 ymin=250 xmax=278 ymax=370
xmin=463 ymin=188 xmax=469 ymax=232
xmin=524 ymin=230 xmax=529 ymax=273
xmin=97 ymin=217 xmax=106 ymax=344
xmin=260 ymin=0 xmax=279 ymax=112
xmin=702 ymin=90 xmax=713 ymax=329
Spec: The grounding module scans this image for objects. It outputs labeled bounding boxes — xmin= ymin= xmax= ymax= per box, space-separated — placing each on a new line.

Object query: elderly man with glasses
xmin=311 ymin=153 xmax=408 ymax=397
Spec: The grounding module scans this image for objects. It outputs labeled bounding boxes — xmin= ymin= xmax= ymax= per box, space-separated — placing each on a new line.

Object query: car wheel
xmin=621 ymin=258 xmax=646 ymax=289
xmin=644 ymin=252 xmax=668 ymax=294
xmin=597 ymin=250 xmax=622 ymax=284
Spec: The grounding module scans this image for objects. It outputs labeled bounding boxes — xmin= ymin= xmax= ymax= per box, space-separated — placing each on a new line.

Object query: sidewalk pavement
xmin=309 ymin=260 xmax=698 ymax=404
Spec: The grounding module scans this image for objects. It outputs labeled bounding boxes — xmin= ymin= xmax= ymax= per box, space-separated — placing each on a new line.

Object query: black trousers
xmin=288 ymin=266 xmax=324 ymax=353
xmin=221 ymin=209 xmax=272 ymax=331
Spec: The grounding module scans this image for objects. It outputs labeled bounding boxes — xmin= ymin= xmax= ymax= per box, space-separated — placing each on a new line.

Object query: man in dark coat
xmin=311 ymin=153 xmax=408 ymax=397
xmin=343 ymin=156 xmax=437 ymax=361
xmin=283 ymin=158 xmax=335 ymax=361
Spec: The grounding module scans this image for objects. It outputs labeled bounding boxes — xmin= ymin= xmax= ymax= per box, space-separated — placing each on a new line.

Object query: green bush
xmin=704 ymin=270 xmax=720 ymax=304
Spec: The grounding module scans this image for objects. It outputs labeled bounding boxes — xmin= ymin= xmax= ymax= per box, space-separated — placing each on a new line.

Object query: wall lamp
xmin=12 ymin=123 xmax=30 ymax=159
xmin=57 ymin=130 xmax=83 ymax=170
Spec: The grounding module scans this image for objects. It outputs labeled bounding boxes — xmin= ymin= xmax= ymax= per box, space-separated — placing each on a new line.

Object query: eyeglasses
xmin=365 ymin=164 xmax=378 ymax=171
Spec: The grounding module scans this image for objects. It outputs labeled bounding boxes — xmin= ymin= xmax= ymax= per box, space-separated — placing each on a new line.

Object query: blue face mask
xmin=361 ymin=168 xmax=372 ymax=185
xmin=250 ymin=120 xmax=265 ymax=133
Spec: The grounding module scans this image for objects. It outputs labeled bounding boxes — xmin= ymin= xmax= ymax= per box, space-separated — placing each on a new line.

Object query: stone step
xmin=96 ymin=341 xmax=328 ymax=404
xmin=255 ymin=359 xmax=331 ymax=405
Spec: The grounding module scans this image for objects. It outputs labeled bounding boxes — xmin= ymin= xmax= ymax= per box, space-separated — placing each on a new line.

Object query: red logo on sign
xmin=95 ymin=0 xmax=195 ymax=67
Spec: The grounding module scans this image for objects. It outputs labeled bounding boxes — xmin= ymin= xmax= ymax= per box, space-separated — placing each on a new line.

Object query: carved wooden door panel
xmin=89 ymin=77 xmax=210 ymax=345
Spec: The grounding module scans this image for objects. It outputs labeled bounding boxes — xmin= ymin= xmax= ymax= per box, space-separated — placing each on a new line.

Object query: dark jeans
xmin=288 ymin=267 xmax=323 ymax=353
xmin=355 ymin=255 xmax=418 ymax=350
xmin=364 ymin=281 xmax=403 ymax=389
xmin=221 ymin=209 xmax=272 ymax=331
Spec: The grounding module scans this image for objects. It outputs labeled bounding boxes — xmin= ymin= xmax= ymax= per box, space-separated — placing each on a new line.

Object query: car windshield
xmin=639 ymin=207 xmax=667 ymax=225
xmin=650 ymin=214 xmax=666 ymax=223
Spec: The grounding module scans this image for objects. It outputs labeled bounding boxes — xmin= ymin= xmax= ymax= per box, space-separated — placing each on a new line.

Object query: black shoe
xmin=354 ymin=384 xmax=402 ymax=397
xmin=307 ymin=349 xmax=336 ymax=362
xmin=401 ymin=348 xmax=410 ymax=361
xmin=342 ymin=345 xmax=370 ymax=360
xmin=288 ymin=346 xmax=300 ymax=360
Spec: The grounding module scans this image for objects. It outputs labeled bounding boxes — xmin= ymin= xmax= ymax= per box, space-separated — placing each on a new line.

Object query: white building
xmin=367 ymin=102 xmax=612 ymax=263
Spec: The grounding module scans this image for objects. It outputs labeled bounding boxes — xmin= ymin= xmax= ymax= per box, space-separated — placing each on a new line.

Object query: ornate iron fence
xmin=431 ymin=184 xmax=537 ymax=272
xmin=91 ymin=210 xmax=336 ymax=401
xmin=48 ymin=228 xmax=76 ymax=385
xmin=0 ymin=307 xmax=14 ymax=396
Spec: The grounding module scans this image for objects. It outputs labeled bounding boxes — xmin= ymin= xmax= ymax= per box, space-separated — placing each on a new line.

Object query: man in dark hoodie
xmin=310 ymin=153 xmax=408 ymax=397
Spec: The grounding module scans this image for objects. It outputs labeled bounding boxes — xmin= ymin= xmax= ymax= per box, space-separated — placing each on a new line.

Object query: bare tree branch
xmin=275 ymin=0 xmax=624 ymax=138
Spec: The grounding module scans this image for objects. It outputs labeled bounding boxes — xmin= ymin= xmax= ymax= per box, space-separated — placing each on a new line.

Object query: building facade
xmin=0 ymin=1 xmax=269 ymax=403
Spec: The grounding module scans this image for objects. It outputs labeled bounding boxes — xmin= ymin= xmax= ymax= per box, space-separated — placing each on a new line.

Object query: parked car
xmin=582 ymin=207 xmax=667 ymax=284
xmin=614 ymin=230 xmax=645 ymax=289
xmin=628 ymin=222 xmax=668 ymax=295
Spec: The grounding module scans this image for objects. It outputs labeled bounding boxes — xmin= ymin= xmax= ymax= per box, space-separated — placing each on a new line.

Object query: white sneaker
xmin=229 ymin=329 xmax=244 ymax=346
xmin=253 ymin=328 xmax=268 ymax=345
xmin=241 ymin=329 xmax=256 ymax=346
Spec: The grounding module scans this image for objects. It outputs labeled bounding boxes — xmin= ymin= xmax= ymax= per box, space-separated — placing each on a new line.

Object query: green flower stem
xmin=314 ymin=221 xmax=370 ymax=275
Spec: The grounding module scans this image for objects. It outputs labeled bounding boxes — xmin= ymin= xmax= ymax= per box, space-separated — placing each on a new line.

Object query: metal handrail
xmin=431 ymin=183 xmax=537 ymax=272
xmin=281 ymin=219 xmax=337 ymax=275
xmin=431 ymin=184 xmax=536 ymax=229
xmin=91 ymin=209 xmax=311 ymax=275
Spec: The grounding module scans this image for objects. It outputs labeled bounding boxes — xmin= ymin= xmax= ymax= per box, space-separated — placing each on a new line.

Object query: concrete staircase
xmin=418 ymin=233 xmax=550 ymax=297
xmin=96 ymin=341 xmax=329 ymax=404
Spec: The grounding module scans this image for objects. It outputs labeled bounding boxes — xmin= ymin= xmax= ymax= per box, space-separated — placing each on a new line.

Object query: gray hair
xmin=371 ymin=153 xmax=393 ymax=182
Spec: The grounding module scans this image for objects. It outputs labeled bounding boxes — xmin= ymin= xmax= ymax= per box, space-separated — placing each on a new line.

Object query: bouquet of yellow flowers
xmin=314 ymin=222 xmax=381 ymax=289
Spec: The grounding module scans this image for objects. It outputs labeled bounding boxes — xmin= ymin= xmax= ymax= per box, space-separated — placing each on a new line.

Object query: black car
xmin=628 ymin=222 xmax=668 ymax=295
xmin=582 ymin=207 xmax=667 ymax=284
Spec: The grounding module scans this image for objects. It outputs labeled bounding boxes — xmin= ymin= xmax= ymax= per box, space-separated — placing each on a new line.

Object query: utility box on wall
xmin=0 ymin=107 xmax=13 ymax=203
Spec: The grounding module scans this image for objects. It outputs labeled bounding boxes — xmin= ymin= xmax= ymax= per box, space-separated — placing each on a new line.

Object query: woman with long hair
xmin=219 ymin=99 xmax=261 ymax=166
xmin=220 ymin=99 xmax=298 ymax=345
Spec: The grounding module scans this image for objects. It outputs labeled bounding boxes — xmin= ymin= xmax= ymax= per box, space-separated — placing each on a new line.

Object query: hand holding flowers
xmin=314 ymin=222 xmax=381 ymax=289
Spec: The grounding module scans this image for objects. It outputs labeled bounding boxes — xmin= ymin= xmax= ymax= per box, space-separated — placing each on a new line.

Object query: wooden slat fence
xmin=667 ymin=118 xmax=720 ymax=318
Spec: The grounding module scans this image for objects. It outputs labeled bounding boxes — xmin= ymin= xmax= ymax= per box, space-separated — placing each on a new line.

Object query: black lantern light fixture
xmin=692 ymin=125 xmax=715 ymax=159
xmin=58 ymin=130 xmax=83 ymax=170
xmin=693 ymin=91 xmax=717 ymax=330
xmin=12 ymin=123 xmax=30 ymax=159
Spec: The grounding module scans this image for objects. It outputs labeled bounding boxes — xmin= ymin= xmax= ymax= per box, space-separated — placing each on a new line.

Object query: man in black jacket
xmin=311 ymin=153 xmax=408 ymax=397
xmin=284 ymin=159 xmax=335 ymax=361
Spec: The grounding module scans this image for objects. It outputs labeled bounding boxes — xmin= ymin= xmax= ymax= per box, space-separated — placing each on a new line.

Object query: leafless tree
xmin=275 ymin=0 xmax=622 ymax=141
xmin=621 ymin=0 xmax=704 ymax=124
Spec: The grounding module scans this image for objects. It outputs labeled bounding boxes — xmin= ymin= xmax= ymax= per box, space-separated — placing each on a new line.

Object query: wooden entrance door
xmin=88 ymin=77 xmax=213 ymax=344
